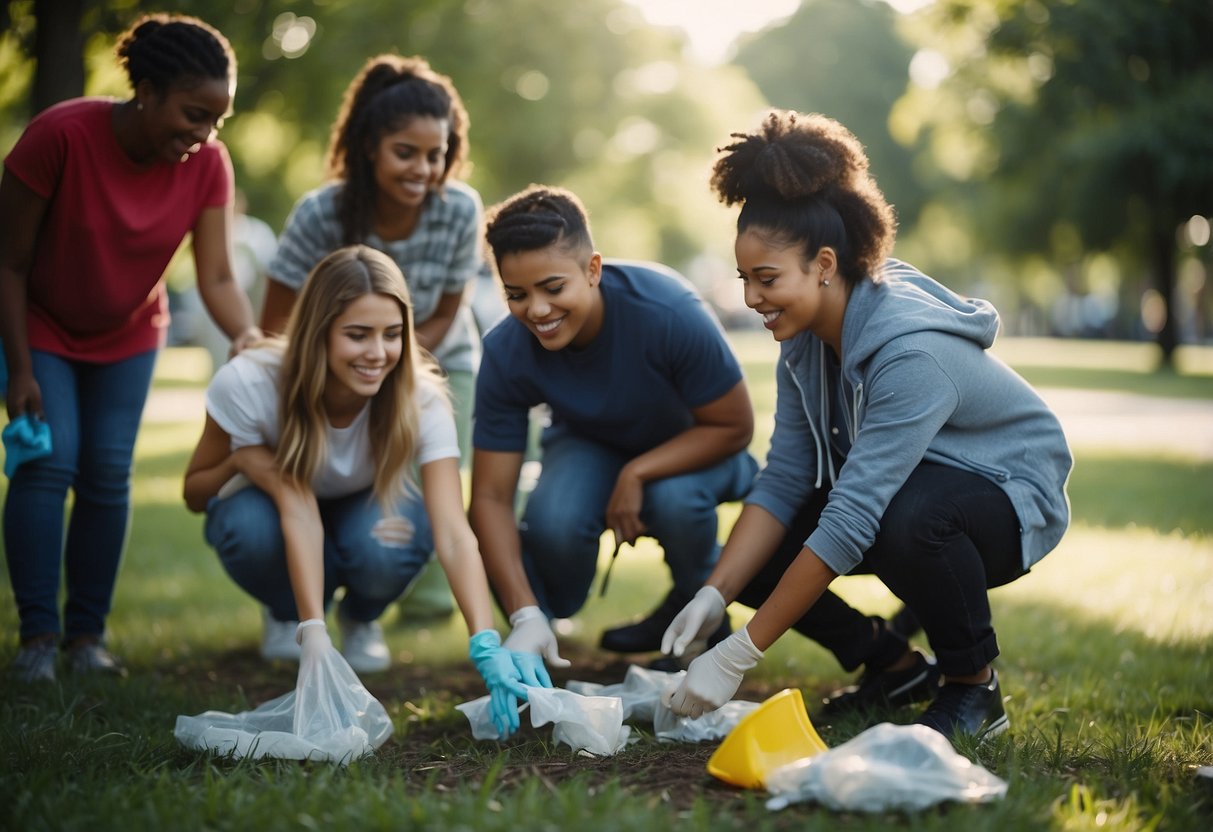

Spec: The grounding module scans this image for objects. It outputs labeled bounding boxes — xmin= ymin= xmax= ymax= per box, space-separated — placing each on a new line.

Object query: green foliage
xmin=895 ymin=0 xmax=1213 ymax=358
xmin=0 ymin=0 xmax=768 ymax=272
xmin=733 ymin=0 xmax=929 ymax=230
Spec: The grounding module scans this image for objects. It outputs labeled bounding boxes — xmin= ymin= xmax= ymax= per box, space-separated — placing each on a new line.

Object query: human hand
xmin=5 ymin=370 xmax=42 ymax=420
xmin=503 ymin=605 xmax=571 ymax=668
xmin=229 ymin=325 xmax=264 ymax=357
xmin=296 ymin=619 xmax=332 ymax=662
xmin=663 ymin=626 xmax=763 ymax=719
xmin=469 ymin=629 xmax=528 ymax=737
xmin=511 ymin=651 xmax=553 ymax=688
xmin=605 ymin=467 xmax=646 ymax=546
xmin=661 ymin=585 xmax=727 ymax=658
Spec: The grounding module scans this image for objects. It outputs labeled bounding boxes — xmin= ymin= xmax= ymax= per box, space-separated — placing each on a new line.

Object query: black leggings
xmin=735 ymin=462 xmax=1025 ymax=676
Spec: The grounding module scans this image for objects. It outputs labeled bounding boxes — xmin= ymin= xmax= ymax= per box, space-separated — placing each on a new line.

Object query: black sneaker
xmin=820 ymin=648 xmax=941 ymax=715
xmin=914 ymin=669 xmax=1009 ymax=742
xmin=645 ymin=616 xmax=732 ymax=672
xmin=599 ymin=589 xmax=689 ymax=653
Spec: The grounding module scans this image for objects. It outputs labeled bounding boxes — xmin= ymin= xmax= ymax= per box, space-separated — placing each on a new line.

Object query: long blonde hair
xmin=276 ymin=245 xmax=447 ymax=509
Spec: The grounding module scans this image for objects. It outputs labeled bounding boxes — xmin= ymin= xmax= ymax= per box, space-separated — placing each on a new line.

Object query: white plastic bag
xmin=456 ymin=686 xmax=630 ymax=755
xmin=566 ymin=665 xmax=759 ymax=742
xmin=764 ymin=722 xmax=1008 ymax=812
xmin=175 ymin=632 xmax=392 ymax=764
xmin=652 ymin=698 xmax=760 ymax=742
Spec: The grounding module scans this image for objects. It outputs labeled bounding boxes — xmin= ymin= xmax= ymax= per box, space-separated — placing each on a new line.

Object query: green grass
xmin=2 ymin=337 xmax=1211 ymax=831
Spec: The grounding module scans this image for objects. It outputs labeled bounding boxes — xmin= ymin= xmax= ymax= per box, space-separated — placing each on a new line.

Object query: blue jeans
xmin=4 ymin=348 xmax=158 ymax=642
xmin=735 ymin=462 xmax=1026 ymax=677
xmin=205 ymin=485 xmax=434 ymax=622
xmin=520 ymin=431 xmax=758 ymax=619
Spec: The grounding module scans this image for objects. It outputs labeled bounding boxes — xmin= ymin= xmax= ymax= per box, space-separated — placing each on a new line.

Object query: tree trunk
xmin=1150 ymin=220 xmax=1178 ymax=369
xmin=31 ymin=0 xmax=86 ymax=116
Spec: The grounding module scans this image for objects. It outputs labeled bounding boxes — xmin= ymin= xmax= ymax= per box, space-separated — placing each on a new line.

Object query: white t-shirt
xmin=206 ymin=347 xmax=459 ymax=499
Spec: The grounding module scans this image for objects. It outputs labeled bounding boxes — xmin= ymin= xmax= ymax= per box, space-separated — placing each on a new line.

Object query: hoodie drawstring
xmin=819 ymin=345 xmax=838 ymax=486
xmin=786 ymin=345 xmax=838 ymax=490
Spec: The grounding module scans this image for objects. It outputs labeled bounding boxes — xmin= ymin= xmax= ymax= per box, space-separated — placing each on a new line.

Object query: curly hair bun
xmin=711 ymin=110 xmax=873 ymax=205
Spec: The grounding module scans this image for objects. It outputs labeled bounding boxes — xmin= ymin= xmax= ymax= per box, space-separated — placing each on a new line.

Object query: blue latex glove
xmin=468 ymin=629 xmax=528 ymax=737
xmin=511 ymin=651 xmax=553 ymax=689
xmin=3 ymin=414 xmax=52 ymax=478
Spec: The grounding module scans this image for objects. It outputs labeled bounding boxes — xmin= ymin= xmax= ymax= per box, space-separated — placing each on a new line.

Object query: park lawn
xmin=1 ymin=336 xmax=1211 ymax=831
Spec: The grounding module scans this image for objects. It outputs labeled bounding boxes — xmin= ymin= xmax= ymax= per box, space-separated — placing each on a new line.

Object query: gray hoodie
xmin=746 ymin=259 xmax=1072 ymax=575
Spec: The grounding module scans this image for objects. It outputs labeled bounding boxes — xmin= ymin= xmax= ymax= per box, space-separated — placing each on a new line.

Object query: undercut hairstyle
xmin=326 ymin=54 xmax=470 ymax=245
xmin=484 ymin=184 xmax=594 ymax=266
xmin=115 ymin=13 xmax=235 ymax=95
xmin=275 ymin=245 xmax=448 ymax=512
xmin=710 ymin=110 xmax=896 ymax=283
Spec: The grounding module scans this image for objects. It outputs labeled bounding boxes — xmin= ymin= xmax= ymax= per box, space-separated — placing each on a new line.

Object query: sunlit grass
xmin=2 ymin=338 xmax=1212 ymax=831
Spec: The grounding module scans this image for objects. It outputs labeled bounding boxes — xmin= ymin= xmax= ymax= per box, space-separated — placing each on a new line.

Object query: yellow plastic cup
xmin=706 ymin=688 xmax=829 ymax=789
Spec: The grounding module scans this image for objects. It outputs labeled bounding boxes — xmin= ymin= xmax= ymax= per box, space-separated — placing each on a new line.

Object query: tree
xmin=733 ymin=0 xmax=928 ymax=232
xmin=1 ymin=0 xmax=767 ymax=274
xmin=897 ymin=0 xmax=1213 ymax=363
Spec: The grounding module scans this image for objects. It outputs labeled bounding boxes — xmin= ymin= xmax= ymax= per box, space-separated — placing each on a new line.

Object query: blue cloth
xmin=746 ymin=259 xmax=1073 ymax=576
xmin=204 ymin=485 xmax=434 ymax=623
xmin=3 ymin=414 xmax=52 ymax=478
xmin=468 ymin=629 xmax=528 ymax=736
xmin=519 ymin=431 xmax=756 ymax=619
xmin=3 ymin=348 xmax=156 ymax=640
xmin=473 ymin=260 xmax=745 ymax=457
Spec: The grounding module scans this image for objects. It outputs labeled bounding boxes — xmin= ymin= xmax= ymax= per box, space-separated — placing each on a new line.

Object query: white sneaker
xmin=260 ymin=607 xmax=301 ymax=662
xmin=338 ymin=612 xmax=390 ymax=673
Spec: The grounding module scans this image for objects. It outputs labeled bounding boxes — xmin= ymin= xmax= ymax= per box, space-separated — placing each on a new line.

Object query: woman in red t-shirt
xmin=0 ymin=13 xmax=260 ymax=683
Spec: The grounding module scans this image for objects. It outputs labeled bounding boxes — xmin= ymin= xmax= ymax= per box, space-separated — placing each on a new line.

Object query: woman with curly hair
xmin=661 ymin=111 xmax=1072 ymax=743
xmin=259 ymin=53 xmax=486 ymax=631
xmin=1 ymin=13 xmax=260 ymax=683
xmin=185 ymin=246 xmax=527 ymax=736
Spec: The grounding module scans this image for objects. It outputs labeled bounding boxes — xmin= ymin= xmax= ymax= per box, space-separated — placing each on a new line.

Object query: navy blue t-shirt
xmin=473 ymin=260 xmax=743 ymax=457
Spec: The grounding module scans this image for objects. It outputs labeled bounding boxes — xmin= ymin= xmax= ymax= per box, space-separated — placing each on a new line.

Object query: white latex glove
xmin=660 ymin=585 xmax=727 ymax=658
xmin=503 ymin=605 xmax=571 ymax=668
xmin=663 ymin=625 xmax=764 ymax=719
xmin=296 ymin=618 xmax=331 ymax=662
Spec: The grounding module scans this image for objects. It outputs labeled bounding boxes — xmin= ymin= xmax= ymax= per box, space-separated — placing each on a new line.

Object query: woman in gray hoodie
xmin=660 ymin=111 xmax=1072 ymax=742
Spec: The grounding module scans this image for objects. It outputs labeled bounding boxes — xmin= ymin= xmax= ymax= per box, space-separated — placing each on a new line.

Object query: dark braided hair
xmin=326 ymin=54 xmax=470 ymax=245
xmin=710 ymin=110 xmax=896 ymax=283
xmin=484 ymin=185 xmax=593 ymax=266
xmin=115 ymin=13 xmax=234 ymax=96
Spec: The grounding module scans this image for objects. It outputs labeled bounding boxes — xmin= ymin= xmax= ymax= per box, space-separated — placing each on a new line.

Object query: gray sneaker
xmin=65 ymin=640 xmax=127 ymax=677
xmin=260 ymin=607 xmax=302 ymax=662
xmin=12 ymin=639 xmax=57 ymax=683
xmin=338 ymin=612 xmax=390 ymax=673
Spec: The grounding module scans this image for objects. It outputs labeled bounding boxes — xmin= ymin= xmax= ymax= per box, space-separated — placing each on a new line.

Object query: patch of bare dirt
xmin=163 ymin=641 xmax=796 ymax=809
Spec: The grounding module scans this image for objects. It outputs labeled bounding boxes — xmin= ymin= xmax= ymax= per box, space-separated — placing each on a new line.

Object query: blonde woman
xmin=184 ymin=245 xmax=526 ymax=735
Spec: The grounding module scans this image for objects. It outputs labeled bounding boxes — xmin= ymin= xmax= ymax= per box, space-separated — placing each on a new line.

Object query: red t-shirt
xmin=4 ymin=97 xmax=232 ymax=362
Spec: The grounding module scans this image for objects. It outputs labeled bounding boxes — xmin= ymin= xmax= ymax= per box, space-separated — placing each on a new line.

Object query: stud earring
xmin=136 ymin=101 xmax=143 ymax=111
xmin=821 ymin=278 xmax=831 ymax=287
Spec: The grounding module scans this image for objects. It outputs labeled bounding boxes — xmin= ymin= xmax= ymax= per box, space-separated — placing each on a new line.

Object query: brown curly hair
xmin=710 ymin=110 xmax=896 ymax=282
xmin=325 ymin=54 xmax=470 ymax=245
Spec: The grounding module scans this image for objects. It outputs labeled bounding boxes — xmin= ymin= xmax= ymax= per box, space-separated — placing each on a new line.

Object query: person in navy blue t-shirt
xmin=470 ymin=185 xmax=758 ymax=677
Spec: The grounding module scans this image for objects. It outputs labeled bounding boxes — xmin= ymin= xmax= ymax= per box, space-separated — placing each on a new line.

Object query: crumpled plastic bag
xmin=764 ymin=722 xmax=1008 ymax=812
xmin=567 ymin=665 xmax=759 ymax=742
xmin=175 ymin=638 xmax=392 ymax=764
xmin=456 ymin=665 xmax=757 ymax=751
xmin=457 ymin=687 xmax=630 ymax=756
